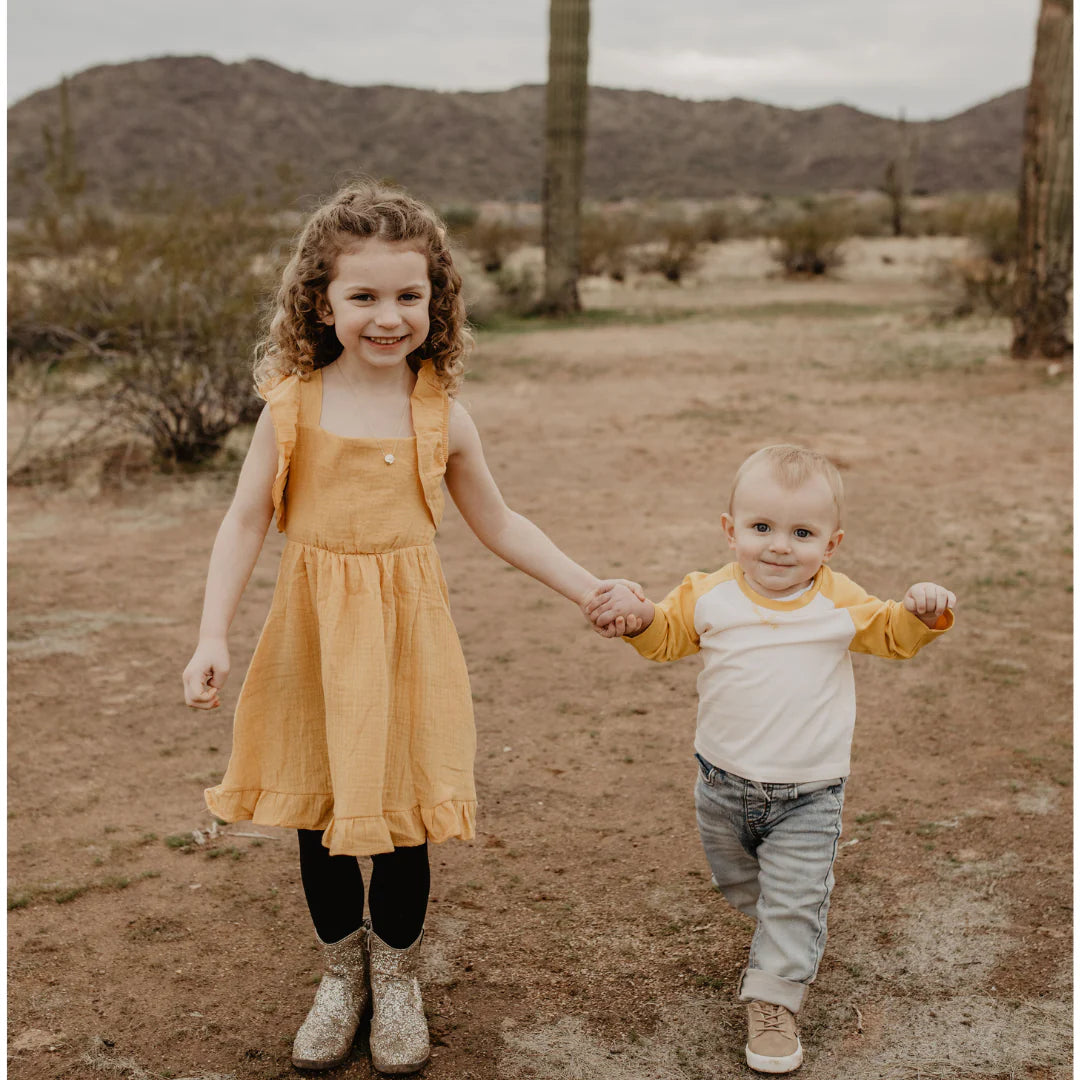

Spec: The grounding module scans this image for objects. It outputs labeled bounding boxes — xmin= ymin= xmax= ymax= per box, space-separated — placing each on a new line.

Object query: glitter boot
xmin=291 ymin=924 xmax=370 ymax=1070
xmin=368 ymin=927 xmax=430 ymax=1075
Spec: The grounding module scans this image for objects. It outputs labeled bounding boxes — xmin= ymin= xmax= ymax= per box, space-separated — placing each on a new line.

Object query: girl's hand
xmin=580 ymin=578 xmax=644 ymax=619
xmin=183 ymin=639 xmax=231 ymax=710
xmin=582 ymin=580 xmax=650 ymax=638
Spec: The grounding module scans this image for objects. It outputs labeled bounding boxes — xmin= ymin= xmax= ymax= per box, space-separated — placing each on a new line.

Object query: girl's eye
xmin=753 ymin=523 xmax=770 ymax=533
xmin=795 ymin=528 xmax=812 ymax=539
xmin=350 ymin=293 xmax=374 ymax=302
xmin=399 ymin=292 xmax=422 ymax=302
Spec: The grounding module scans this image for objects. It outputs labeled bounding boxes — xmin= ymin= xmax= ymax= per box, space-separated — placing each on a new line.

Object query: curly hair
xmin=254 ymin=178 xmax=470 ymax=395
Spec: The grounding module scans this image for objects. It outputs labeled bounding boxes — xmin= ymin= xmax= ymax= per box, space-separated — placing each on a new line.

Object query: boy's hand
xmin=903 ymin=582 xmax=956 ymax=628
xmin=584 ymin=581 xmax=654 ymax=638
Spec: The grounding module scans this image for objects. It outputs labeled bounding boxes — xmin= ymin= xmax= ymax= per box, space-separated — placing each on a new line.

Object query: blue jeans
xmin=694 ymin=753 xmax=846 ymax=1014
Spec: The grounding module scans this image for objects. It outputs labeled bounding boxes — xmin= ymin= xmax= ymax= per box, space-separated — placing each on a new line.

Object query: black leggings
xmin=297 ymin=830 xmax=429 ymax=948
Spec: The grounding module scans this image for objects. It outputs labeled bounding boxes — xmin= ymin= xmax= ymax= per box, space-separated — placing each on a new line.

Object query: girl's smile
xmin=320 ymin=240 xmax=432 ymax=369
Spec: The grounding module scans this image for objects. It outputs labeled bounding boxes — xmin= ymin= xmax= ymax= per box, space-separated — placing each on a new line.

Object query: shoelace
xmin=751 ymin=1002 xmax=789 ymax=1034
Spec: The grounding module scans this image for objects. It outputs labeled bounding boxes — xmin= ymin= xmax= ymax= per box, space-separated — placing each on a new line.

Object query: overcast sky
xmin=7 ymin=0 xmax=1037 ymax=118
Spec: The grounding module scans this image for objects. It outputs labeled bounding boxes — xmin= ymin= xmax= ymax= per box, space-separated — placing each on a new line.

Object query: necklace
xmin=335 ymin=364 xmax=412 ymax=465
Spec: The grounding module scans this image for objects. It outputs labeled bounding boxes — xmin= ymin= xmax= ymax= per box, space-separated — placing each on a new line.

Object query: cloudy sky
xmin=8 ymin=0 xmax=1037 ymax=118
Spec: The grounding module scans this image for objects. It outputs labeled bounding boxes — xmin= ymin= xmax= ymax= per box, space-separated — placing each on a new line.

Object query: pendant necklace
xmin=336 ymin=364 xmax=412 ymax=465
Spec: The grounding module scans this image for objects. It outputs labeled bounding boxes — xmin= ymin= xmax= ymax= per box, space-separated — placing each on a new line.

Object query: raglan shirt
xmin=627 ymin=564 xmax=953 ymax=783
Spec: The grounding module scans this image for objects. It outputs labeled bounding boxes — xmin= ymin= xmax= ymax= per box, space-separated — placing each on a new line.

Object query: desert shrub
xmin=6 ymin=355 xmax=120 ymax=485
xmin=8 ymin=198 xmax=281 ymax=471
xmin=8 ymin=205 xmax=128 ymax=260
xmin=930 ymin=257 xmax=1015 ymax=318
xmin=842 ymin=194 xmax=893 ymax=238
xmin=694 ymin=205 xmax=730 ymax=244
xmin=911 ymin=196 xmax=970 ymax=237
xmin=439 ymin=204 xmax=480 ymax=233
xmin=770 ymin=210 xmax=852 ymax=276
xmin=914 ymin=193 xmax=1018 ymax=252
xmin=638 ymin=220 xmax=702 ymax=283
xmin=490 ymin=265 xmax=541 ymax=318
xmin=457 ymin=218 xmax=534 ymax=273
xmin=730 ymin=196 xmax=805 ymax=240
xmin=922 ymin=195 xmax=1018 ymax=317
xmin=963 ymin=196 xmax=1019 ymax=265
xmin=580 ymin=212 xmax=637 ymax=280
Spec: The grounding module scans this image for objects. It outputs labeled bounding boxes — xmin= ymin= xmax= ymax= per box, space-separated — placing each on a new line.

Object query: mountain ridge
xmin=7 ymin=56 xmax=1026 ymax=214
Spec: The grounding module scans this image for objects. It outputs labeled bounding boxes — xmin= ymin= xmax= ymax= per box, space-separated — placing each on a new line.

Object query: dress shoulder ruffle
xmin=258 ymin=373 xmax=301 ymax=533
xmin=411 ymin=363 xmax=451 ymax=528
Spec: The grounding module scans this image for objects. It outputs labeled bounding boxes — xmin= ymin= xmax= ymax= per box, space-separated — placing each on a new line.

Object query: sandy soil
xmin=8 ymin=238 xmax=1073 ymax=1080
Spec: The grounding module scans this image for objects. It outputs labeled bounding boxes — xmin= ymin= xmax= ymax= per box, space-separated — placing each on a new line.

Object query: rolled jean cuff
xmin=737 ymin=967 xmax=809 ymax=1014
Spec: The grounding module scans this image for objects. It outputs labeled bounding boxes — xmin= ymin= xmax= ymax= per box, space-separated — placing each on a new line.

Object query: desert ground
xmin=8 ymin=237 xmax=1073 ymax=1079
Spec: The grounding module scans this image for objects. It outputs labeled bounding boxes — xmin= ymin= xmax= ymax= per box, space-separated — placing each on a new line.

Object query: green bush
xmin=920 ymin=195 xmax=1018 ymax=318
xmin=963 ymin=196 xmax=1019 ymax=265
xmin=694 ymin=205 xmax=730 ymax=244
xmin=770 ymin=211 xmax=852 ymax=276
xmin=490 ymin=264 xmax=540 ymax=317
xmin=914 ymin=193 xmax=1018 ymax=252
xmin=931 ymin=256 xmax=1016 ymax=318
xmin=8 ymin=199 xmax=282 ymax=471
xmin=440 ymin=204 xmax=480 ymax=233
xmin=638 ymin=220 xmax=702 ymax=283
xmin=457 ymin=218 xmax=535 ymax=273
xmin=580 ymin=212 xmax=636 ymax=280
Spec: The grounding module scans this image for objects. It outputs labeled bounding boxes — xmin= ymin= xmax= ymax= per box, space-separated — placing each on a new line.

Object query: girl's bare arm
xmin=182 ymin=406 xmax=278 ymax=709
xmin=444 ymin=402 xmax=631 ymax=610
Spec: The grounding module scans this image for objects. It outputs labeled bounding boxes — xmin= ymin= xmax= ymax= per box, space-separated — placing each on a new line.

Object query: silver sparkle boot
xmin=291 ymin=924 xmax=370 ymax=1070
xmin=367 ymin=927 xmax=430 ymax=1075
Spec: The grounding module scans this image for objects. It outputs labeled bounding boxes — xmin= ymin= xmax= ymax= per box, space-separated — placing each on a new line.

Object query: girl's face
xmin=320 ymin=238 xmax=432 ymax=371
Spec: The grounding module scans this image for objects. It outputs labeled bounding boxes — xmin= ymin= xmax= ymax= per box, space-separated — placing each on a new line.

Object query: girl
xmin=182 ymin=180 xmax=638 ymax=1074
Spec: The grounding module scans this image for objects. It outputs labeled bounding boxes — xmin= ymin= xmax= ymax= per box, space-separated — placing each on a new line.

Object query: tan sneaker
xmin=745 ymin=1000 xmax=803 ymax=1074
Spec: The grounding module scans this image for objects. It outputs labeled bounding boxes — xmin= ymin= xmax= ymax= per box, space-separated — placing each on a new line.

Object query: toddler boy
xmin=585 ymin=444 xmax=954 ymax=1074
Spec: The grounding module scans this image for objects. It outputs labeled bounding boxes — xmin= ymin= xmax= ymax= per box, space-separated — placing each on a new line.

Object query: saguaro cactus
xmin=882 ymin=110 xmax=918 ymax=238
xmin=540 ymin=0 xmax=590 ymax=315
xmin=1012 ymin=0 xmax=1073 ymax=359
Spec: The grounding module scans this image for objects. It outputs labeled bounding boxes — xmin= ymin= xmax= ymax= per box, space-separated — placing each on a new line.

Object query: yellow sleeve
xmin=824 ymin=568 xmax=954 ymax=659
xmin=624 ymin=571 xmax=715 ymax=662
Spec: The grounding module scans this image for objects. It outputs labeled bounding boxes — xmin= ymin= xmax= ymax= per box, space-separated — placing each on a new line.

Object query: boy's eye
xmin=753 ymin=523 xmax=770 ymax=533
xmin=794 ymin=528 xmax=812 ymax=539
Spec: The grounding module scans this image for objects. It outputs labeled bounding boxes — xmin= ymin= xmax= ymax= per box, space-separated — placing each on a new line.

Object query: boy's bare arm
xmin=903 ymin=581 xmax=956 ymax=629
xmin=583 ymin=582 xmax=656 ymax=638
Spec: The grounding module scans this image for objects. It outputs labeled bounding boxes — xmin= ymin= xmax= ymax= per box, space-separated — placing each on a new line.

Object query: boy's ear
xmin=822 ymin=528 xmax=844 ymax=561
xmin=720 ymin=513 xmax=737 ymax=550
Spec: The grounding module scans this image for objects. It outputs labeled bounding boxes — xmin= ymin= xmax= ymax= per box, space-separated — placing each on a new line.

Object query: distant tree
xmin=539 ymin=0 xmax=590 ymax=315
xmin=1012 ymin=0 xmax=1073 ymax=359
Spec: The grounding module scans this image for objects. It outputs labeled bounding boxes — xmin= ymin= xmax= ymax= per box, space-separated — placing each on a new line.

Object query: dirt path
xmin=8 ymin=242 xmax=1072 ymax=1079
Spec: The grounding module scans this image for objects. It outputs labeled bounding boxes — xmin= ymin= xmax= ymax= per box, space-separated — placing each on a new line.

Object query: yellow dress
xmin=205 ymin=362 xmax=476 ymax=856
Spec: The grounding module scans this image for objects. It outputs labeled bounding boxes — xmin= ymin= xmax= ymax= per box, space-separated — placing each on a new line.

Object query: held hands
xmin=182 ymin=639 xmax=230 ymax=710
xmin=903 ymin=582 xmax=956 ymax=628
xmin=583 ymin=581 xmax=655 ymax=639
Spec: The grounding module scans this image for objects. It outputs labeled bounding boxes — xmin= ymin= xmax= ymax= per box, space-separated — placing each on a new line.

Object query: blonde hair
xmin=729 ymin=444 xmax=845 ymax=523
xmin=253 ymin=178 xmax=470 ymax=395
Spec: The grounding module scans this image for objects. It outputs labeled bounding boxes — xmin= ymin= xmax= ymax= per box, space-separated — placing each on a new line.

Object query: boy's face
xmin=721 ymin=463 xmax=844 ymax=599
